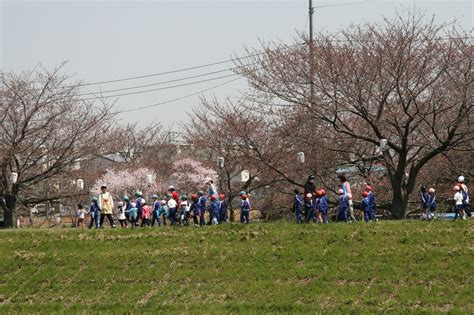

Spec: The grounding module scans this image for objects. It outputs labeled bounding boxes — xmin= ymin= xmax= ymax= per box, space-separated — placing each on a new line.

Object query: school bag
xmin=460 ymin=189 xmax=468 ymax=205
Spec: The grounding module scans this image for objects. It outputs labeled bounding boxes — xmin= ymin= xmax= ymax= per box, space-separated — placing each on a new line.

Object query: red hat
xmin=362 ymin=191 xmax=369 ymax=198
xmin=219 ymin=194 xmax=225 ymax=200
xmin=315 ymin=190 xmax=322 ymax=197
xmin=210 ymin=195 xmax=217 ymax=201
xmin=241 ymin=194 xmax=248 ymax=200
xmin=319 ymin=189 xmax=326 ymax=195
xmin=191 ymin=194 xmax=198 ymax=200
xmin=365 ymin=185 xmax=372 ymax=191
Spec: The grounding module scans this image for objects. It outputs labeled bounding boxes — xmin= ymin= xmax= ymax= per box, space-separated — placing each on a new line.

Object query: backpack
xmin=461 ymin=189 xmax=468 ymax=205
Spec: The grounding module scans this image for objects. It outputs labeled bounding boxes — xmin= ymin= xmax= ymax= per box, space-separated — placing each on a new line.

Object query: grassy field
xmin=0 ymin=220 xmax=473 ymax=314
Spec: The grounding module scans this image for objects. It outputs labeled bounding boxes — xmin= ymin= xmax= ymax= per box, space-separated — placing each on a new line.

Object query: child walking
xmin=420 ymin=186 xmax=429 ymax=220
xmin=141 ymin=202 xmax=152 ymax=227
xmin=426 ymin=188 xmax=436 ymax=220
xmin=317 ymin=189 xmax=329 ymax=223
xmin=337 ymin=188 xmax=349 ymax=222
xmin=76 ymin=203 xmax=87 ymax=229
xmin=151 ymin=195 xmax=162 ymax=227
xmin=116 ymin=201 xmax=127 ymax=228
xmin=190 ymin=194 xmax=200 ymax=226
xmin=305 ymin=193 xmax=315 ymax=223
xmin=218 ymin=194 xmax=227 ymax=223
xmin=240 ymin=194 xmax=251 ymax=224
xmin=135 ymin=192 xmax=145 ymax=226
xmin=179 ymin=195 xmax=190 ymax=226
xmin=209 ymin=195 xmax=219 ymax=225
xmin=160 ymin=200 xmax=169 ymax=226
xmin=198 ymin=191 xmax=207 ymax=226
xmin=129 ymin=202 xmax=138 ymax=229
xmin=457 ymin=177 xmax=471 ymax=218
xmin=361 ymin=191 xmax=374 ymax=222
xmin=453 ymin=186 xmax=466 ymax=221
xmin=167 ymin=194 xmax=178 ymax=225
xmin=293 ymin=189 xmax=303 ymax=224
xmin=365 ymin=185 xmax=377 ymax=221
xmin=123 ymin=195 xmax=132 ymax=226
xmin=89 ymin=197 xmax=100 ymax=229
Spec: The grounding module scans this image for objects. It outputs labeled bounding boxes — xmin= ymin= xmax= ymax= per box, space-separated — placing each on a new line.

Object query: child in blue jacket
xmin=426 ymin=188 xmax=436 ymax=220
xmin=337 ymin=188 xmax=349 ymax=222
xmin=305 ymin=193 xmax=315 ymax=223
xmin=317 ymin=189 xmax=329 ymax=223
xmin=365 ymin=185 xmax=377 ymax=220
xmin=151 ymin=194 xmax=162 ymax=227
xmin=89 ymin=197 xmax=100 ymax=229
xmin=129 ymin=202 xmax=138 ymax=229
xmin=209 ymin=195 xmax=219 ymax=225
xmin=361 ymin=191 xmax=374 ymax=222
xmin=293 ymin=189 xmax=303 ymax=224
xmin=160 ymin=200 xmax=169 ymax=226
xmin=190 ymin=194 xmax=200 ymax=226
xmin=240 ymin=194 xmax=251 ymax=224
xmin=218 ymin=194 xmax=227 ymax=223
xmin=198 ymin=191 xmax=207 ymax=226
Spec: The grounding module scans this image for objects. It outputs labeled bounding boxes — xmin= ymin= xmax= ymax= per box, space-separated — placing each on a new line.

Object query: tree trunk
xmin=228 ymin=197 xmax=235 ymax=222
xmin=2 ymin=193 xmax=17 ymax=228
xmin=387 ymin=168 xmax=409 ymax=219
xmin=390 ymin=194 xmax=408 ymax=219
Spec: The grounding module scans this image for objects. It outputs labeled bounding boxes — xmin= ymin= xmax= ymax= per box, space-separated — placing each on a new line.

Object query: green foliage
xmin=0 ymin=221 xmax=472 ymax=313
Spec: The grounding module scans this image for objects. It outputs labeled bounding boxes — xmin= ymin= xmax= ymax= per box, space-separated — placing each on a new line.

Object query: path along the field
xmin=0 ymin=221 xmax=472 ymax=314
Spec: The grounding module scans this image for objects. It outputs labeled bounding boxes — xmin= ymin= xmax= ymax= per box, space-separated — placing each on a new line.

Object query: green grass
xmin=0 ymin=221 xmax=473 ymax=314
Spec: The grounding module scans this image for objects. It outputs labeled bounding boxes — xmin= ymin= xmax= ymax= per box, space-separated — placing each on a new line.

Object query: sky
xmin=1 ymin=0 xmax=472 ymax=128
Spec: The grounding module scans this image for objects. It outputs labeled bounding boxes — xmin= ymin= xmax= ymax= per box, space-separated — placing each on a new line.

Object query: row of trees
xmin=0 ymin=65 xmax=181 ymax=227
xmin=1 ymin=13 xmax=472 ymax=226
xmin=186 ymin=14 xmax=473 ymax=218
xmin=0 ymin=67 xmax=116 ymax=227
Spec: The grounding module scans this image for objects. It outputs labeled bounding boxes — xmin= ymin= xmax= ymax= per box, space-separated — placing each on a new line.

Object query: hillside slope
xmin=0 ymin=221 xmax=472 ymax=313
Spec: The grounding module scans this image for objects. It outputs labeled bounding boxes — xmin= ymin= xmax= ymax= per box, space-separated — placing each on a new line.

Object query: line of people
xmin=420 ymin=176 xmax=471 ymax=221
xmin=293 ymin=184 xmax=377 ymax=224
xmin=76 ymin=182 xmax=253 ymax=229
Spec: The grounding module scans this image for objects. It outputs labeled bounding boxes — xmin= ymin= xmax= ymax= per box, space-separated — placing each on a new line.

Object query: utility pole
xmin=308 ymin=0 xmax=315 ymax=107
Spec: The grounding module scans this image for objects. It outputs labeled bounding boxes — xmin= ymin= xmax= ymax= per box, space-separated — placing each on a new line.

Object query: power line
xmin=72 ymin=43 xmax=305 ymax=88
xmin=314 ymin=1 xmax=372 ymax=9
xmin=75 ymin=60 xmax=242 ymax=87
xmin=116 ymin=77 xmax=242 ymax=114
xmin=76 ymin=34 xmax=472 ymax=102
xmin=77 ymin=73 xmax=240 ymax=101
xmin=76 ymin=63 xmax=258 ymax=97
xmin=65 ymin=4 xmax=370 ymax=89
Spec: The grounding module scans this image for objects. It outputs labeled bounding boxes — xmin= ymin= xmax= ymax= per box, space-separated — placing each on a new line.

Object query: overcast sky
xmin=1 ymin=0 xmax=472 ymax=127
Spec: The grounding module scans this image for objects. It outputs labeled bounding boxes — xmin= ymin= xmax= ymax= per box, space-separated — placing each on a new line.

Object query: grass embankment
xmin=0 ymin=221 xmax=473 ymax=314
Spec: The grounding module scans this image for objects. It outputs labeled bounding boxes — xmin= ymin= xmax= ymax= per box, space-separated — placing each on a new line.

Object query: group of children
xmin=420 ymin=186 xmax=437 ymax=220
xmin=75 ymin=175 xmax=470 ymax=228
xmin=293 ymin=184 xmax=377 ymax=224
xmin=76 ymin=185 xmax=253 ymax=229
xmin=420 ymin=175 xmax=471 ymax=221
xmin=451 ymin=176 xmax=470 ymax=220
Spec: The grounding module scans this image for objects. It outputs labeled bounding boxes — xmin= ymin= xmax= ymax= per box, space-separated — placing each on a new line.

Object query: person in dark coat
xmin=304 ymin=175 xmax=316 ymax=195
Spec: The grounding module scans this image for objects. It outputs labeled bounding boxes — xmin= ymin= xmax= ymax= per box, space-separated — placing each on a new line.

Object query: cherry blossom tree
xmin=91 ymin=167 xmax=162 ymax=199
xmin=234 ymin=14 xmax=473 ymax=218
xmin=168 ymin=158 xmax=217 ymax=195
xmin=0 ymin=65 xmax=115 ymax=227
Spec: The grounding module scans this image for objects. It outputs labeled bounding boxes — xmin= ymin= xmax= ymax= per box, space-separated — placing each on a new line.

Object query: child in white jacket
xmin=453 ymin=186 xmax=465 ymax=221
xmin=116 ymin=201 xmax=127 ymax=228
